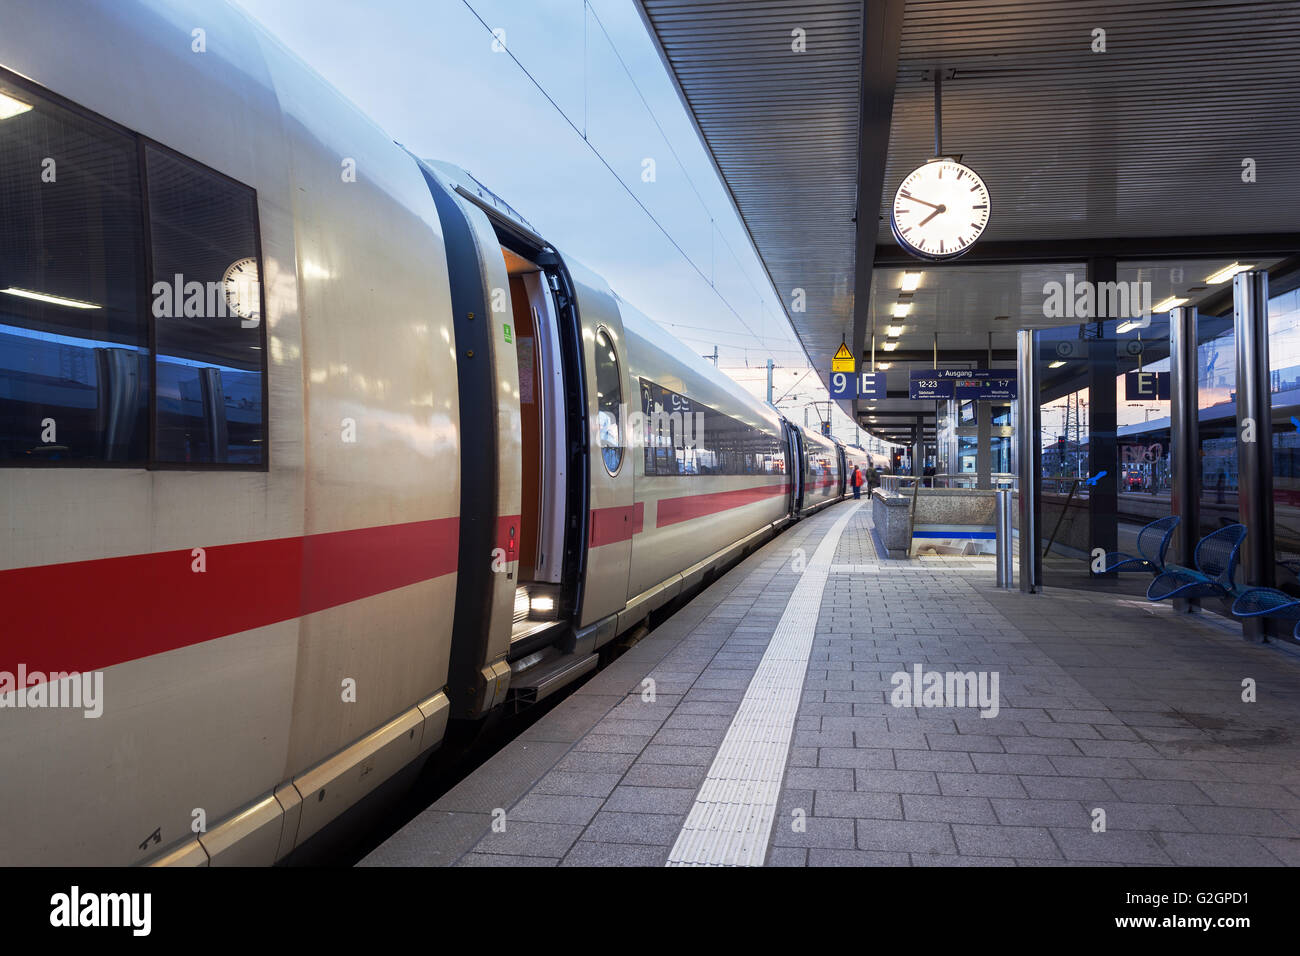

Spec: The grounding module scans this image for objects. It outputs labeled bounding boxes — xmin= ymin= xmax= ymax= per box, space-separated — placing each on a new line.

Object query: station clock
xmin=890 ymin=158 xmax=990 ymax=261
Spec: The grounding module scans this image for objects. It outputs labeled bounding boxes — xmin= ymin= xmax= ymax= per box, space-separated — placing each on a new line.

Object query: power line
xmin=459 ymin=0 xmax=782 ymax=351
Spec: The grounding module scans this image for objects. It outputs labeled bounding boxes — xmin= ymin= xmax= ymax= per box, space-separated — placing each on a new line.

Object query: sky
xmin=234 ymin=0 xmax=874 ymax=447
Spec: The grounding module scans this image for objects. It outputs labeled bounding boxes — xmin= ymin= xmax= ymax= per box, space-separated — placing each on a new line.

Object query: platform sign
xmin=829 ymin=370 xmax=855 ymax=398
xmin=831 ymin=370 xmax=888 ymax=399
xmin=909 ymin=373 xmax=953 ymax=400
xmin=831 ymin=342 xmax=855 ymax=374
xmin=858 ymin=371 xmax=886 ymax=400
xmin=911 ymin=368 xmax=1017 ymax=400
xmin=1125 ymin=370 xmax=1170 ymax=400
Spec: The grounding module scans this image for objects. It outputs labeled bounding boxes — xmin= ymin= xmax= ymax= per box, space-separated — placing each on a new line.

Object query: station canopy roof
xmin=636 ymin=0 xmax=1300 ymax=445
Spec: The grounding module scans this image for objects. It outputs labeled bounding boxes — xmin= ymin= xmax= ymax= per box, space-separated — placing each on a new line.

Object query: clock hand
xmin=918 ymin=205 xmax=947 ymax=227
xmin=901 ymin=191 xmax=943 ymax=210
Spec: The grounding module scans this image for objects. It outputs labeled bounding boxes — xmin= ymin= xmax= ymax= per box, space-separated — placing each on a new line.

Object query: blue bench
xmin=1147 ymin=524 xmax=1247 ymax=602
xmin=1231 ymin=586 xmax=1300 ymax=640
xmin=1102 ymin=515 xmax=1180 ymax=574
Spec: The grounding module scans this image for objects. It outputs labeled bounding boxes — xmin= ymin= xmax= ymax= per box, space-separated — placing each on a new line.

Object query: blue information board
xmin=910 ymin=369 xmax=1017 ymax=400
xmin=909 ymin=373 xmax=953 ymax=399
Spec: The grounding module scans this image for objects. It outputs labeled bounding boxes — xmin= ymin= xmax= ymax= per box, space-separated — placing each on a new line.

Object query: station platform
xmin=362 ymin=501 xmax=1300 ymax=867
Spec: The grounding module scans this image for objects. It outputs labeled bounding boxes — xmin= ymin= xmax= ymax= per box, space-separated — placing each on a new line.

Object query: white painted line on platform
xmin=666 ymin=501 xmax=862 ymax=867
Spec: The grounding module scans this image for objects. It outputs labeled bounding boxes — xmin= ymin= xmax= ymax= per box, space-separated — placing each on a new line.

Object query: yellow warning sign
xmin=831 ymin=342 xmax=855 ymax=373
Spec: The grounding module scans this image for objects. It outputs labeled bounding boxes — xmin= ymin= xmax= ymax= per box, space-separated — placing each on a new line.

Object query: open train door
xmin=786 ymin=421 xmax=805 ymax=515
xmin=419 ymin=160 xmax=590 ymax=714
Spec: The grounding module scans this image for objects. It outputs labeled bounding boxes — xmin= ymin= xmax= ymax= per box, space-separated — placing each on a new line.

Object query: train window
xmin=0 ymin=77 xmax=150 ymax=463
xmin=146 ymin=147 xmax=264 ymax=465
xmin=639 ymin=376 xmax=783 ymax=477
xmin=594 ymin=328 xmax=623 ymax=474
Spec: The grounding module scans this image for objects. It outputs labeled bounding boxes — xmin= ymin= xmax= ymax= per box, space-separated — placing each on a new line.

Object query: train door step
xmin=506 ymin=649 xmax=598 ymax=706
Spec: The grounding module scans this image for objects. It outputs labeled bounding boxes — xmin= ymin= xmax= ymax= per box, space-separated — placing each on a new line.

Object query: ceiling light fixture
xmin=882 ymin=340 xmax=898 ymax=352
xmin=2 ymin=287 xmax=102 ymax=310
xmin=886 ymin=325 xmax=903 ymax=337
xmin=1049 ymin=359 xmax=1065 ymax=368
xmin=891 ymin=303 xmax=911 ymax=318
xmin=877 ymin=362 xmax=892 ymax=370
xmin=0 ymin=91 xmax=32 ymax=120
xmin=901 ymin=272 xmax=922 ymax=292
xmin=1152 ymin=296 xmax=1189 ymax=313
xmin=1115 ymin=320 xmax=1139 ymax=334
xmin=1205 ymin=263 xmax=1252 ymax=285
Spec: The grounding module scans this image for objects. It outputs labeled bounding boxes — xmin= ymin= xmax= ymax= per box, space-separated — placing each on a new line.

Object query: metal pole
xmin=1235 ymin=270 xmax=1275 ymax=641
xmin=766 ymin=359 xmax=774 ymax=405
xmin=933 ymin=68 xmax=942 ymax=157
xmin=1169 ymin=305 xmax=1200 ymax=612
xmin=996 ymin=488 xmax=1013 ymax=587
xmin=1016 ymin=330 xmax=1041 ymax=592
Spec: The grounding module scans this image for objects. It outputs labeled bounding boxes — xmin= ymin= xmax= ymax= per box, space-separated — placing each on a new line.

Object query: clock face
xmin=890 ymin=159 xmax=990 ymax=260
xmin=223 ymin=256 xmax=260 ymax=324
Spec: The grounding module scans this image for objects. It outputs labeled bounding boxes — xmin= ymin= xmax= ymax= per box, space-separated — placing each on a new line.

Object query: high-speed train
xmin=0 ymin=0 xmax=866 ymax=866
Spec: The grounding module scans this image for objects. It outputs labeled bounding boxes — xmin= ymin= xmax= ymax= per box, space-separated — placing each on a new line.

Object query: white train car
xmin=0 ymin=0 xmax=851 ymax=866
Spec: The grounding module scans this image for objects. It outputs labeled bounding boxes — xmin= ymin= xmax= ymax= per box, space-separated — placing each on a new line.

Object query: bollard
xmin=995 ymin=489 xmax=1014 ymax=588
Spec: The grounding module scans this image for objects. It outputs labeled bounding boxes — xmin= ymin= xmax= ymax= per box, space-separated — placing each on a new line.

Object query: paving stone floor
xmin=364 ymin=502 xmax=1300 ymax=867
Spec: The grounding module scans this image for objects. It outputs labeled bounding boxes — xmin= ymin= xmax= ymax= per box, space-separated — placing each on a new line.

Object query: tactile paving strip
xmin=666 ymin=502 xmax=863 ymax=866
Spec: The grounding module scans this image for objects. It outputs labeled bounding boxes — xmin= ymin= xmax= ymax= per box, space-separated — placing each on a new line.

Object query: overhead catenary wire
xmin=460 ymin=0 xmax=784 ymax=351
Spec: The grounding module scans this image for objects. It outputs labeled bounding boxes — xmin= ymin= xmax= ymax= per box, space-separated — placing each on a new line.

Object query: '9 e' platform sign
xmin=831 ymin=371 xmax=887 ymax=400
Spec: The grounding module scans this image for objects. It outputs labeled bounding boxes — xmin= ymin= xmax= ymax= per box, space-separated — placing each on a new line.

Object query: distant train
xmin=0 ymin=0 xmax=869 ymax=865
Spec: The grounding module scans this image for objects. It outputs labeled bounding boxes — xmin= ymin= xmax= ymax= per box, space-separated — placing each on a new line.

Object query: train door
xmin=789 ymin=424 xmax=806 ymax=514
xmin=837 ymin=443 xmax=848 ymax=497
xmin=567 ymin=261 xmax=635 ymax=630
xmin=506 ymin=252 xmax=579 ymax=649
xmin=420 ymin=160 xmax=589 ymax=717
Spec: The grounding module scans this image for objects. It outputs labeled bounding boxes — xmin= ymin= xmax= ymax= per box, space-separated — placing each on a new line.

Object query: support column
xmin=1087 ymin=258 xmax=1119 ymax=580
xmin=1169 ymin=305 xmax=1201 ymax=612
xmin=1016 ymin=330 xmax=1041 ymax=593
xmin=1235 ymin=270 xmax=1275 ymax=641
xmin=912 ymin=420 xmax=923 ymax=479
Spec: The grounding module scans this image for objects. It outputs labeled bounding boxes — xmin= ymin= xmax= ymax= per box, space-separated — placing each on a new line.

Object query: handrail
xmin=1043 ymin=478 xmax=1082 ymax=557
xmin=881 ymin=473 xmax=1018 ymax=492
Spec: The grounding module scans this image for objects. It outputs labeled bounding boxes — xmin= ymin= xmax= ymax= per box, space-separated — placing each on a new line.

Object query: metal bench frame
xmin=1103 ymin=515 xmax=1180 ymax=574
xmin=1147 ymin=524 xmax=1247 ymax=602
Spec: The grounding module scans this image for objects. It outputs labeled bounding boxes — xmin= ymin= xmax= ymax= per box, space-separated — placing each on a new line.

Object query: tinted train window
xmin=594 ymin=329 xmax=623 ymax=473
xmin=147 ymin=147 xmax=263 ymax=464
xmin=640 ymin=378 xmax=784 ymax=477
xmin=0 ymin=78 xmax=149 ymax=462
xmin=0 ymin=72 xmax=265 ymax=468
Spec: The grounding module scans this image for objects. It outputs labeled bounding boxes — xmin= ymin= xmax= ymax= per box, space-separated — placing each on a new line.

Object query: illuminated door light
xmin=2 ymin=287 xmax=102 ymax=309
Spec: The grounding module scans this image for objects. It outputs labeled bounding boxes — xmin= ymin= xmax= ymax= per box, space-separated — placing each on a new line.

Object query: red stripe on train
xmin=655 ymin=482 xmax=791 ymax=528
xmin=0 ymin=517 xmax=460 ymax=680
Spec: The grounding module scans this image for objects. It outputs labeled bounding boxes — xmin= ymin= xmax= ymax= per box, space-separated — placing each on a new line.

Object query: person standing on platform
xmin=867 ymin=463 xmax=879 ymax=492
xmin=851 ymin=465 xmax=863 ymax=499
